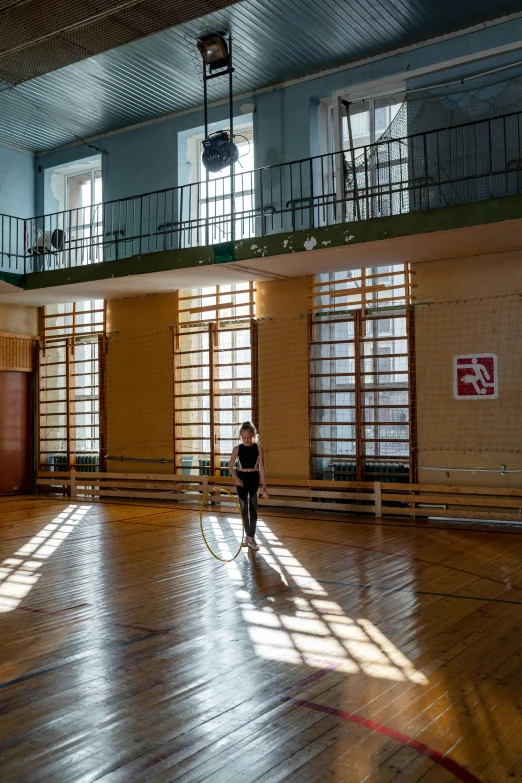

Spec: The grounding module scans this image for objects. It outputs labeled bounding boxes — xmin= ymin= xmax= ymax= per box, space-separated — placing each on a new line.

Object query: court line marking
xmin=118 ymin=660 xmax=345 ymax=775
xmin=0 ymin=632 xmax=491 ymax=783
xmin=133 ymin=663 xmax=484 ymax=783
xmin=0 ymin=624 xmax=181 ymax=692
xmin=281 ymin=533 xmax=522 ymax=593
xmin=0 ymin=508 xmax=176 ymax=546
xmin=260 ymin=508 xmax=522 ymax=535
xmin=3 ymin=576 xmax=518 ymax=693
xmin=256 ymin=578 xmax=522 ymax=606
xmin=322 ymin=578 xmax=522 ymax=606
xmin=2 ymin=528 xmax=520 ymax=696
xmin=289 ymin=698 xmax=483 ymax=783
xmin=19 ymin=494 xmax=522 ymax=536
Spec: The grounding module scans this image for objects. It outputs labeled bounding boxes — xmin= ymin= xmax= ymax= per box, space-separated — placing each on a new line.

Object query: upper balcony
xmin=2 ymin=110 xmax=522 ymax=291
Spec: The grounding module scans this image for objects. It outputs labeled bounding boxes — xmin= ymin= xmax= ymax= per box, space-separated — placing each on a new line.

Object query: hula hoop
xmin=200 ymin=485 xmax=244 ymax=563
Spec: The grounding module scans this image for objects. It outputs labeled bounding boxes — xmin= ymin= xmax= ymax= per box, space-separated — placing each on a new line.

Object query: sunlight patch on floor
xmin=0 ymin=505 xmax=91 ymax=613
xmin=236 ymin=519 xmax=428 ymax=684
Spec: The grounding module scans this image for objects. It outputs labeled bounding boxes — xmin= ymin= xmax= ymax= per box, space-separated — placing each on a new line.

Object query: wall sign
xmin=453 ymin=354 xmax=498 ymax=399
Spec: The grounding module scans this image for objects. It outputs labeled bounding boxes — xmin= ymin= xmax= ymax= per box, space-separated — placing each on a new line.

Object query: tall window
xmin=340 ymin=97 xmax=403 ymax=153
xmin=175 ymin=284 xmax=256 ymax=476
xmin=311 ymin=265 xmax=412 ymax=482
xmin=332 ymin=94 xmax=409 ymax=222
xmin=200 ymin=130 xmax=255 ymax=244
xmin=66 ymin=167 xmax=103 ymax=265
xmin=181 ymin=118 xmax=255 ymax=246
xmin=39 ymin=301 xmax=105 ymax=472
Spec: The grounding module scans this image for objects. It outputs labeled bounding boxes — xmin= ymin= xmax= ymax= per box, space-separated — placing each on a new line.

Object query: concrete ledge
xmin=235 ymin=194 xmax=522 ymax=261
xmin=26 ymin=246 xmax=214 ymax=290
xmin=22 ymin=194 xmax=522 ymax=291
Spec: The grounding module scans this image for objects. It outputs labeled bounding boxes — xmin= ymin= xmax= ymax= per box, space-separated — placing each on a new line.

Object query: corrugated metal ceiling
xmin=0 ymin=0 xmax=520 ymax=153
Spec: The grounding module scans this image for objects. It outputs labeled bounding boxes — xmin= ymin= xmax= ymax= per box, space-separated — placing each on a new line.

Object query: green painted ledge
xmin=0 ymin=271 xmax=26 ymax=289
xmin=26 ymin=245 xmax=215 ymax=290
xmin=24 ymin=194 xmax=522 ymax=290
xmin=234 ymin=193 xmax=522 ymax=261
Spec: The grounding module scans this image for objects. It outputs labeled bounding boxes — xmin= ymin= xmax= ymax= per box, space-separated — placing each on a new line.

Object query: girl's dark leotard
xmin=236 ymin=443 xmax=260 ymax=537
xmin=237 ymin=443 xmax=259 ymax=470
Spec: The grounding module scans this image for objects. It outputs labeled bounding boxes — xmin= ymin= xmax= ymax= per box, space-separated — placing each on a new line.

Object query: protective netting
xmin=415 ymin=293 xmax=522 ymax=458
xmin=105 ymin=329 xmax=174 ymax=463
xmin=344 ymin=73 xmax=522 ymax=222
xmin=257 ymin=315 xmax=310 ymax=470
xmin=38 ymin=285 xmax=522 ymax=484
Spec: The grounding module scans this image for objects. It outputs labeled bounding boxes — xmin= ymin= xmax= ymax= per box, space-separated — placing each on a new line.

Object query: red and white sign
xmin=454 ymin=354 xmax=498 ymax=399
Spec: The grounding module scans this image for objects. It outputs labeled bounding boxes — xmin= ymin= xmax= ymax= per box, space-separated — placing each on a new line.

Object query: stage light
xmin=197 ymin=34 xmax=230 ymax=70
xmin=202 ymin=130 xmax=239 ymax=173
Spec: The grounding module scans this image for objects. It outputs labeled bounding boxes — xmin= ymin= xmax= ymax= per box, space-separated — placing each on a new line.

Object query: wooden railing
xmin=36 ymin=471 xmax=522 ymax=523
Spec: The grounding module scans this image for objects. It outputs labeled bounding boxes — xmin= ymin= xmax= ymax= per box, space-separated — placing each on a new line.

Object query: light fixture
xmin=197 ymin=33 xmax=230 ymax=70
xmin=196 ymin=31 xmax=238 ymax=227
xmin=202 ymin=130 xmax=238 ymax=173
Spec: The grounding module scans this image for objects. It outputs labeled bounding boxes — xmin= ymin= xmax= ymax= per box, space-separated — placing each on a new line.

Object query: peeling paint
xmin=28 ymin=194 xmax=522 ymax=292
xmin=304 ymin=236 xmax=317 ymax=251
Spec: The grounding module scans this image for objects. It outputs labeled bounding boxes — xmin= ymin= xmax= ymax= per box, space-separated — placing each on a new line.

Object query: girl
xmin=228 ymin=422 xmax=269 ymax=551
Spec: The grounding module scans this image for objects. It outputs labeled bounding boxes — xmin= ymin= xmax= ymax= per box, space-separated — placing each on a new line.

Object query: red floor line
xmin=137 ymin=663 xmax=342 ymax=774
xmin=118 ymin=622 xmax=161 ymax=634
xmin=292 ymin=699 xmax=483 ymax=783
xmin=282 ymin=534 xmax=522 ymax=592
xmin=99 ymin=509 xmax=178 ymax=526
xmin=280 ymin=660 xmax=343 ymax=695
xmin=16 ymin=603 xmax=91 ymax=616
xmin=16 ymin=606 xmax=51 ymax=615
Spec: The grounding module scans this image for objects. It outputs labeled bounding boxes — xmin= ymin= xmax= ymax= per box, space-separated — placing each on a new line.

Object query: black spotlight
xmin=202 ymin=130 xmax=239 ymax=173
xmin=197 ymin=33 xmax=230 ymax=71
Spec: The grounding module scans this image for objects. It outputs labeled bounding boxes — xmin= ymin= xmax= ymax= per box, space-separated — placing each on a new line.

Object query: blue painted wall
xmin=0 ymin=144 xmax=34 ymax=218
xmin=34 ymin=17 xmax=522 ymax=213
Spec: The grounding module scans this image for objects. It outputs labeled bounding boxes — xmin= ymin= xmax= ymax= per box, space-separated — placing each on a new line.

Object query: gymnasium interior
xmin=0 ymin=1 xmax=522 ymax=781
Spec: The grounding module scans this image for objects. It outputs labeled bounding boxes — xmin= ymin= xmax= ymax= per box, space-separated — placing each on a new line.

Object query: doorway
xmin=0 ymin=371 xmax=33 ymax=493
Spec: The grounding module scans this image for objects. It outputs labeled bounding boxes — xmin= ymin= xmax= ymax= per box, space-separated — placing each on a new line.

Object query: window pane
xmin=67 ymin=173 xmax=92 ymax=211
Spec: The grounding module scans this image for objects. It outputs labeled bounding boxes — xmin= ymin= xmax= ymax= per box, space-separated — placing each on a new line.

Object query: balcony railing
xmin=2 ymin=111 xmax=522 ymax=275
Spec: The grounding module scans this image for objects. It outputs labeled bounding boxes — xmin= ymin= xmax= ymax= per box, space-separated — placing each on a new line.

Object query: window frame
xmin=39 ymin=300 xmax=105 ymax=473
xmin=310 ymin=265 xmax=414 ymax=483
xmin=65 ymin=166 xmax=103 ymax=265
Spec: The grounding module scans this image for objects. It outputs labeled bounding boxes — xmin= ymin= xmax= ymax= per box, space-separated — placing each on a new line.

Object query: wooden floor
xmin=1 ymin=497 xmax=522 ymax=783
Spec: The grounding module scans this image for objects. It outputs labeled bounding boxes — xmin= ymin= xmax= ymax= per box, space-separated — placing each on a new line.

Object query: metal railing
xmin=2 ymin=111 xmax=522 ymax=275
xmin=0 ymin=214 xmax=26 ymax=274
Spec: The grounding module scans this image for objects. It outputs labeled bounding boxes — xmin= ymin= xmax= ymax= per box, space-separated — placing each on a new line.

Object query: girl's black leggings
xmin=236 ymin=472 xmax=260 ymax=537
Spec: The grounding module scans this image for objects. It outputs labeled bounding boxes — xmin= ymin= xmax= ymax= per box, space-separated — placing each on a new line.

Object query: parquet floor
xmin=1 ymin=495 xmax=522 ymax=782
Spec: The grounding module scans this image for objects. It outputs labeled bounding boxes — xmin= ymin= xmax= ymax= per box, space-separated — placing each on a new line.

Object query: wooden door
xmin=0 ymin=371 xmax=32 ymax=493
